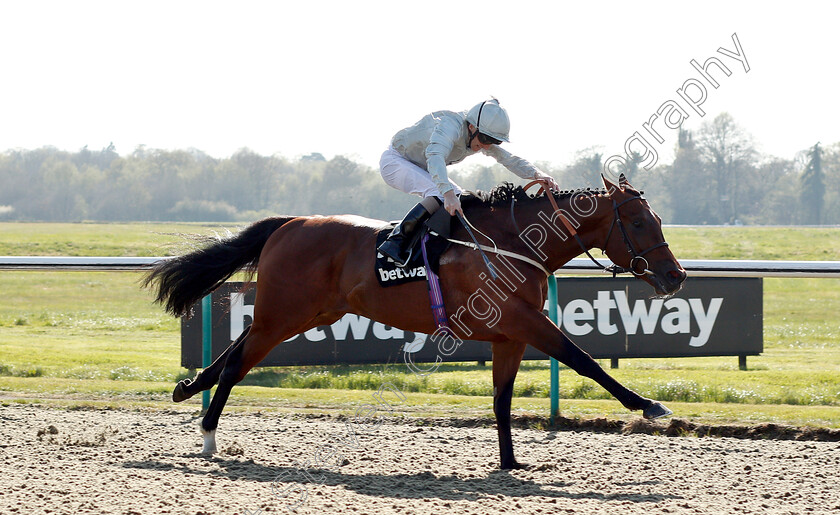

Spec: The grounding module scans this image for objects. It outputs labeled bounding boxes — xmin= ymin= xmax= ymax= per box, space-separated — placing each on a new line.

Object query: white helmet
xmin=466 ymin=98 xmax=511 ymax=143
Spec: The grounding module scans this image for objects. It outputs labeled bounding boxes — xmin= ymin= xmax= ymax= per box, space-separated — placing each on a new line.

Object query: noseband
xmin=519 ymin=180 xmax=669 ymax=277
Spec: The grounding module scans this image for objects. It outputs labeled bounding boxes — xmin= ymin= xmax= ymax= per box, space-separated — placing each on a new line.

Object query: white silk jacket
xmin=390 ymin=110 xmax=542 ymax=195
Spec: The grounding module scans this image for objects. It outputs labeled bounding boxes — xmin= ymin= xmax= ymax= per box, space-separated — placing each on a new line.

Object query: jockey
xmin=377 ymin=98 xmax=560 ymax=266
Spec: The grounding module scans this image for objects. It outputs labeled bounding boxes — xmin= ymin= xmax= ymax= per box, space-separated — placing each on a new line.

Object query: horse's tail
xmin=143 ymin=216 xmax=297 ymax=317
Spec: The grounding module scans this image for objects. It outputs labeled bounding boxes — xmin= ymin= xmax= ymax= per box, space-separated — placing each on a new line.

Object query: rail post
xmin=547 ymin=274 xmax=559 ymax=424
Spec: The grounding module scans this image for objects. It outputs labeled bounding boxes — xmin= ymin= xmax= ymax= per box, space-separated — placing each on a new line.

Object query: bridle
xmin=517 ymin=180 xmax=670 ymax=277
xmin=603 ymin=195 xmax=670 ymax=276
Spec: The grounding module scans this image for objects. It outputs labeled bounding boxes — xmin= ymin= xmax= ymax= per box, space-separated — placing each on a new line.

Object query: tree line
xmin=0 ymin=113 xmax=836 ymax=225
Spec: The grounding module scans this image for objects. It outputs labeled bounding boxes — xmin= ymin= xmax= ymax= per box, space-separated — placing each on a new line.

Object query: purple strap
xmin=420 ymin=234 xmax=452 ymax=333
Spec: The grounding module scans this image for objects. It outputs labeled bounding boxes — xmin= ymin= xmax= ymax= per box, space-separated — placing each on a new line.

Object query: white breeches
xmin=379 ymin=147 xmax=462 ymax=199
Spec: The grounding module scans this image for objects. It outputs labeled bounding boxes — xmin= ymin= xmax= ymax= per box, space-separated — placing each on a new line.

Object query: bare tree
xmin=695 ymin=113 xmax=757 ymax=224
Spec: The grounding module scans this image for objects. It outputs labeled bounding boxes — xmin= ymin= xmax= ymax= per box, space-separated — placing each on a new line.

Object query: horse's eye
xmin=631 ymin=220 xmax=642 ymax=228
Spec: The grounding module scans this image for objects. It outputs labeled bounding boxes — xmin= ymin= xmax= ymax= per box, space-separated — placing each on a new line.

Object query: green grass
xmin=3 ymin=379 xmax=840 ymax=429
xmin=662 ymin=226 xmax=840 ymax=260
xmin=0 ymin=221 xmax=233 ymax=257
xmin=1 ymin=222 xmax=839 ymax=428
xmin=2 ymin=222 xmax=839 ymax=260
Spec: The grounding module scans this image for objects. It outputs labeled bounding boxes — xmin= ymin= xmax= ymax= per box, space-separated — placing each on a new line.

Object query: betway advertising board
xmin=181 ymin=277 xmax=762 ymax=368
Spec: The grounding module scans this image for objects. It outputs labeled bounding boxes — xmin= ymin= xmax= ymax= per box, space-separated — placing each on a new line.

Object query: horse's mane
xmin=460 ymin=182 xmax=608 ymax=210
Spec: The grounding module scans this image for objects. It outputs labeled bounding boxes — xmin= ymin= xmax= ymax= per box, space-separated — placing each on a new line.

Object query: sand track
xmin=1 ymin=404 xmax=839 ymax=514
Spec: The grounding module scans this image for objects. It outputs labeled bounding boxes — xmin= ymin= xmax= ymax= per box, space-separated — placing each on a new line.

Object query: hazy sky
xmin=1 ymin=1 xmax=836 ymax=171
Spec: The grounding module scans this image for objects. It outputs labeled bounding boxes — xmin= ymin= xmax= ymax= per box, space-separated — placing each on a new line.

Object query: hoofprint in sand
xmin=1 ymin=404 xmax=839 ymax=514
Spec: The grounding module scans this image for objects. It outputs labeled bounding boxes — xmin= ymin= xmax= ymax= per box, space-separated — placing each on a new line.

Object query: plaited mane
xmin=460 ymin=182 xmax=608 ymax=211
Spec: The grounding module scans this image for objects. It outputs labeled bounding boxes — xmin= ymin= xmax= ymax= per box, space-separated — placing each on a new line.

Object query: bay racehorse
xmin=144 ymin=175 xmax=686 ymax=469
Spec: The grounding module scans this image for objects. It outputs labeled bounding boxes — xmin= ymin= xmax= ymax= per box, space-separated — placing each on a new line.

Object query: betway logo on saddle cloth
xmin=378 ymin=265 xmax=426 ymax=283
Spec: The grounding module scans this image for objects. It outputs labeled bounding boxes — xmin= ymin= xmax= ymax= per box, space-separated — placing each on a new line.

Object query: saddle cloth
xmin=374 ymin=210 xmax=452 ymax=288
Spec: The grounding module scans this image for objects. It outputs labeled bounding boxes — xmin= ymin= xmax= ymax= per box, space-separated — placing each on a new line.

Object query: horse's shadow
xmin=122 ymin=454 xmax=683 ymax=504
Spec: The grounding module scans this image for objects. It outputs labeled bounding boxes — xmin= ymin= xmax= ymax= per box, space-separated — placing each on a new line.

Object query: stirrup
xmin=395 ymin=248 xmax=414 ymax=268
xmin=378 ymin=248 xmax=400 ymax=265
xmin=378 ymin=238 xmax=409 ymax=267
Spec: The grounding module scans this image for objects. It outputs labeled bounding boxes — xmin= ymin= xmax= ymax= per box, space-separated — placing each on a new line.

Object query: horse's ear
xmin=617 ymin=173 xmax=642 ymax=195
xmin=618 ymin=173 xmax=629 ymax=187
xmin=601 ymin=174 xmax=621 ymax=194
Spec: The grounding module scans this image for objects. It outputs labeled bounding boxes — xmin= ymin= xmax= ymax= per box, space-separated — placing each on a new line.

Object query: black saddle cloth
xmin=374 ymin=210 xmax=453 ymax=287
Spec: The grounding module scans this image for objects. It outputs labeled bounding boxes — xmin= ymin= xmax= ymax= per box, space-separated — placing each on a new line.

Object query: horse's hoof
xmin=500 ymin=460 xmax=529 ymax=470
xmin=643 ymin=401 xmax=673 ymax=420
xmin=172 ymin=379 xmax=194 ymax=403
xmin=201 ymin=428 xmax=217 ymax=455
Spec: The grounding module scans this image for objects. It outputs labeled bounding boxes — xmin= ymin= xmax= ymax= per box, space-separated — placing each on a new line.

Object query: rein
xmin=517 ymin=179 xmax=669 ymax=277
xmin=445 ymin=235 xmax=552 ymax=276
xmin=444 ymin=179 xmax=670 ymax=278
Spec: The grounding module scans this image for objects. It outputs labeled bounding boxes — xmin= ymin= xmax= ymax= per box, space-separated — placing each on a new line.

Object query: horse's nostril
xmin=667 ymin=269 xmax=686 ymax=283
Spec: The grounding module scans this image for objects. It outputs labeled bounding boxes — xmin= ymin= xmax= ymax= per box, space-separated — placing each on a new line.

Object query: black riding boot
xmin=377 ymin=202 xmax=433 ymax=267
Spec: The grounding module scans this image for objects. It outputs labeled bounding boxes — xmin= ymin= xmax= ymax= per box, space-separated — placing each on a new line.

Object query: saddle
xmin=375 ymin=208 xmax=452 ymax=288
